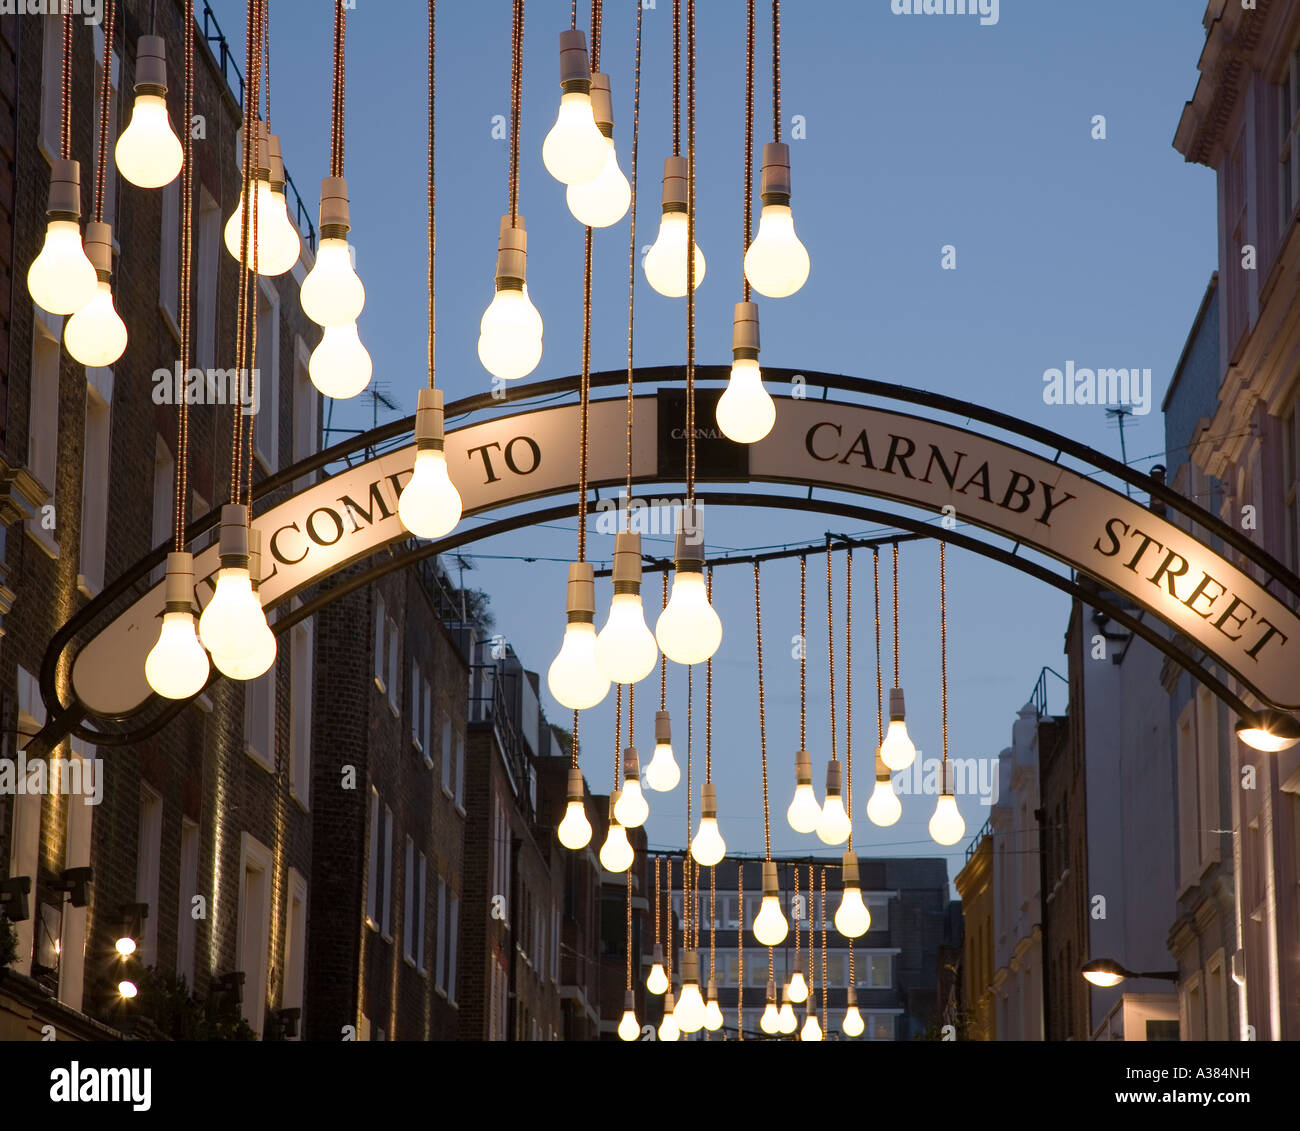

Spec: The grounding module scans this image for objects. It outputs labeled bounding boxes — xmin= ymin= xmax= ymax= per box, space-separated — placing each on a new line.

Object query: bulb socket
xmin=794 ymin=748 xmax=812 ymax=786
xmin=875 ymin=754 xmax=891 ymax=782
xmin=780 ymin=983 xmax=790 ymax=1005
xmin=731 ymin=301 xmax=760 ymax=360
xmin=623 ymin=988 xmax=636 ymax=1012
xmin=623 ymin=746 xmax=640 ymax=781
xmin=46 ymin=158 xmax=82 ymax=220
xmin=680 ymin=949 xmax=699 ymax=986
xmin=240 ymin=120 xmax=272 ymax=180
xmin=267 ymin=133 xmax=286 ymax=190
xmin=134 ymin=35 xmax=167 ymax=93
xmin=765 ymin=977 xmax=777 ymax=1004
xmin=163 ymin=551 xmax=196 ymax=614
xmin=847 ymin=984 xmax=858 ymax=1007
xmin=661 ymin=155 xmax=688 ymax=213
xmin=558 ymin=29 xmax=592 ymax=91
xmin=589 ymin=72 xmax=614 ymax=136
xmin=841 ymin=850 xmax=860 ymax=889
xmin=218 ymin=504 xmax=250 ymax=570
xmin=607 ymin=792 xmax=620 ymax=822
xmin=939 ymin=761 xmax=955 ymax=796
xmin=651 ymin=943 xmax=664 ymax=965
xmin=83 ymin=220 xmax=114 ymax=277
xmin=611 ymin=530 xmax=643 ymax=594
xmin=673 ymin=503 xmax=706 ymax=574
xmin=824 ymin=758 xmax=842 ymax=797
xmin=700 ymin=781 xmax=717 ymax=819
xmin=663 ymin=989 xmax=675 ymax=1010
xmin=565 ymin=766 xmax=586 ymax=804
xmin=413 ymin=386 xmax=445 ymax=452
xmin=318 ymin=176 xmax=351 ymax=238
xmin=655 ymin=710 xmax=672 ymax=745
xmin=565 ymin=561 xmax=596 ymax=624
xmin=760 ymin=141 xmax=793 ymax=205
xmin=494 ymin=214 xmax=528 ymax=289
xmin=889 ymin=687 xmax=907 ymax=723
xmin=706 ymin=977 xmax=717 ymax=1000
xmin=762 ymin=859 xmax=779 ymax=899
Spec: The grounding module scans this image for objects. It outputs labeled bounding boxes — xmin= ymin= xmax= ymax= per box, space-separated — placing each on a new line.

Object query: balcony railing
xmin=964 ymin=817 xmax=993 ymax=862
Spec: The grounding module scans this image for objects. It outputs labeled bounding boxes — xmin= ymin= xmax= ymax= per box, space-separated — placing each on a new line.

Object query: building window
xmin=91 ymin=23 xmax=119 ymax=226
xmin=135 ymin=783 xmax=163 ymax=965
xmin=455 ymin=731 xmax=466 ymax=811
xmin=447 ymin=892 xmax=459 ymax=1004
xmin=196 ymin=189 xmax=221 ymax=370
xmin=1206 ymin=949 xmax=1228 ymax=1040
xmin=860 ymin=952 xmax=893 ymax=989
xmin=1281 ymin=48 xmax=1300 ymax=233
xmin=289 ymin=618 xmax=313 ymax=806
xmin=78 ymin=369 xmax=113 ymax=595
xmin=865 ymin=1013 xmax=896 ymax=1041
xmin=1176 ymin=701 xmax=1199 ymax=892
xmin=411 ymin=659 xmax=424 ymax=754
xmin=39 ymin=16 xmax=63 ymax=154
xmin=373 ymin=594 xmax=387 ymax=690
xmin=9 ymin=671 xmax=46 ymax=971
xmin=160 ymin=179 xmax=180 ymax=326
xmin=243 ymin=665 xmax=276 ymax=772
xmin=1195 ymin=686 xmax=1221 ymax=867
xmin=417 ymin=853 xmax=429 ymax=973
xmin=365 ymin=787 xmax=380 ymax=928
xmin=176 ymin=817 xmax=199 ymax=987
xmin=292 ymin=336 xmax=316 ymax=488
xmin=403 ymin=836 xmax=416 ymax=963
xmin=253 ymin=280 xmax=279 ymax=470
xmin=386 ymin=618 xmax=399 ymax=712
xmin=150 ymin=436 xmax=174 ymax=584
xmin=237 ymin=832 xmax=274 ymax=1037
xmin=1183 ymin=971 xmax=1205 ymax=1041
xmin=58 ymin=741 xmax=96 ymax=1012
xmin=441 ymin=717 xmax=453 ymax=796
xmin=283 ymin=869 xmax=307 ymax=1037
xmin=381 ymin=805 xmax=394 ymax=939
xmin=27 ymin=312 xmax=60 ymax=556
xmin=435 ymin=876 xmax=448 ymax=994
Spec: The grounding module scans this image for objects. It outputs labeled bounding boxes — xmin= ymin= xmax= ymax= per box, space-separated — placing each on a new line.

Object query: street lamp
xmin=1235 ymin=709 xmax=1300 ymax=753
xmin=1080 ymin=958 xmax=1178 ymax=988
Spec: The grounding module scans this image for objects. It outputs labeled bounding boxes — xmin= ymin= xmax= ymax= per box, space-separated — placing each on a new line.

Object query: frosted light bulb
xmin=309 ymin=321 xmax=373 ymax=400
xmin=880 ymin=718 xmax=917 ymax=771
xmin=543 ymin=92 xmax=608 ymax=186
xmin=557 ymin=799 xmax=592 ymax=850
xmin=595 ymin=594 xmax=659 ymax=684
xmin=566 ymin=136 xmax=630 ymax=227
xmin=300 ymin=238 xmax=365 ymax=326
xmin=786 ymin=749 xmax=820 ymax=834
xmin=613 ymin=769 xmax=649 ymax=829
xmin=760 ymin=1000 xmax=780 ymax=1035
xmin=118 ymin=980 xmax=139 ymax=999
xmin=28 ymin=220 xmax=97 ymax=315
xmin=658 ymin=993 xmax=680 ymax=1041
xmin=64 ymin=279 xmax=127 ymax=366
xmin=753 ymin=896 xmax=788 ymax=947
xmin=704 ymin=997 xmax=723 ymax=1032
xmin=655 ymin=571 xmax=721 ymax=664
xmin=599 ymin=818 xmax=634 ymax=873
xmin=674 ymin=979 xmax=706 ymax=1034
xmin=198 ymin=567 xmax=263 ymax=661
xmin=816 ymin=760 xmax=852 ymax=845
xmin=115 ymin=93 xmax=182 ymax=188
xmin=778 ymin=999 xmax=797 ymax=1035
xmin=835 ymin=853 xmax=871 ymax=938
xmin=929 ymin=792 xmax=966 ymax=846
xmin=800 ymin=1012 xmax=823 ymax=1042
xmin=866 ymin=775 xmax=902 ymax=827
xmin=842 ymin=1004 xmax=865 ymax=1037
xmin=716 ymin=359 xmax=775 ymax=444
xmin=647 ymin=959 xmax=669 ymax=996
xmin=212 ymin=617 xmax=277 ymax=681
xmin=399 ymin=449 xmax=462 ymax=539
xmin=478 ymin=287 xmax=543 ymax=380
xmin=690 ymin=817 xmax=726 ymax=868
xmin=224 ymin=179 xmax=299 ymax=275
xmin=645 ymin=744 xmax=680 ymax=792
xmin=618 ymin=1009 xmax=639 ymax=1042
xmin=115 ymin=936 xmax=136 ymax=957
xmin=145 ymin=611 xmax=210 ymax=699
xmin=787 ymin=972 xmax=808 ymax=1005
xmin=548 ymin=622 xmax=610 ymax=710
xmin=643 ymin=211 xmax=706 ymax=297
xmin=744 ymin=203 xmax=809 ymax=298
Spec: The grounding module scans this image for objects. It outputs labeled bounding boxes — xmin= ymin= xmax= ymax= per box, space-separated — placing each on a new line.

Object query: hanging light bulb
xmin=655 ymin=504 xmax=722 ymax=664
xmin=145 ymin=551 xmax=210 ymax=699
xmin=834 ymin=851 xmax=871 ymax=939
xmin=716 ymin=303 xmax=774 ymax=444
xmin=880 ymin=687 xmax=917 ymax=771
xmin=595 ymin=531 xmax=659 ymax=684
xmin=929 ymin=790 xmax=966 ymax=847
xmin=800 ymin=1008 xmax=823 ymax=1042
xmin=223 ymin=125 xmax=300 ymax=276
xmin=64 ymin=222 xmax=127 ymax=366
xmin=644 ymin=710 xmax=681 ymax=792
xmin=299 ymin=177 xmax=365 ymax=326
xmin=787 ymin=968 xmax=809 ymax=1005
xmin=703 ymin=979 xmax=723 ymax=1032
xmin=689 ymin=782 xmax=726 ymax=867
xmin=674 ymin=950 xmax=706 ymax=1033
xmin=197 ymin=506 xmax=267 ymax=662
xmin=777 ymin=987 xmax=797 ymax=1035
xmin=547 ymin=562 xmax=611 ymax=710
xmin=566 ymin=73 xmax=630 ymax=227
xmin=643 ymin=157 xmax=705 ymax=297
xmin=557 ymin=766 xmax=593 ymax=850
xmin=753 ymin=860 xmax=788 ymax=947
xmin=617 ymin=990 xmax=639 ymax=1041
xmin=542 ymin=30 xmax=608 ymax=186
xmin=599 ymin=797 xmax=634 ymax=873
xmin=115 ymin=36 xmax=182 ymax=188
xmin=613 ymin=747 xmax=650 ymax=828
xmin=658 ymin=990 xmax=680 ymax=1041
xmin=759 ymin=981 xmax=780 ymax=1035
xmin=27 ymin=160 xmax=98 ymax=315
xmin=309 ymin=321 xmax=373 ymax=401
xmin=842 ymin=986 xmax=865 ymax=1037
xmin=478 ymin=216 xmax=543 ymax=380
xmin=744 ymin=143 xmax=809 ymax=298
xmin=646 ymin=944 xmax=668 ymax=995
xmin=815 ymin=760 xmax=851 ymax=846
xmin=866 ymin=770 xmax=902 ymax=828
xmin=211 ymin=530 xmax=277 ymax=681
xmin=786 ymin=748 xmax=821 ymax=833
xmin=398 ymin=387 xmax=462 ymax=539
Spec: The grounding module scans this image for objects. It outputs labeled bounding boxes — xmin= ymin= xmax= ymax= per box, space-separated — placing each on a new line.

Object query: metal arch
xmin=47 ymin=492 xmax=1252 ymax=754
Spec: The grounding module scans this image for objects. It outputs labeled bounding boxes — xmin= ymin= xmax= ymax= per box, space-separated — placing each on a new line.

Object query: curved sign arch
xmin=70 ymin=390 xmax=1300 ymax=718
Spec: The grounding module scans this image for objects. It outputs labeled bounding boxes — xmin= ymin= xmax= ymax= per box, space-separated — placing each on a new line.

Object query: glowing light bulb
xmin=116 ymin=93 xmax=182 ymax=188
xmin=704 ymin=983 xmax=723 ymax=1032
xmin=309 ymin=321 xmax=372 ymax=400
xmin=399 ymin=449 xmax=462 ymax=539
xmin=613 ymin=758 xmax=649 ymax=829
xmin=599 ymin=813 xmax=634 ymax=873
xmin=300 ymin=238 xmax=365 ymax=326
xmin=753 ymin=896 xmax=788 ymax=947
xmin=643 ymin=210 xmax=706 ymax=297
xmin=595 ymin=594 xmax=659 ymax=684
xmin=716 ymin=359 xmax=775 ymax=444
xmin=64 ymin=279 xmax=127 ymax=367
xmin=28 ymin=220 xmax=97 ymax=315
xmin=548 ymin=622 xmax=610 ymax=710
xmin=760 ymin=999 xmax=780 ymax=1035
xmin=557 ymin=799 xmax=592 ymax=850
xmin=690 ymin=817 xmax=726 ymax=868
xmin=118 ymin=980 xmax=139 ymax=999
xmin=645 ymin=742 xmax=680 ymax=792
xmin=198 ymin=567 xmax=264 ymax=661
xmin=566 ymin=135 xmax=630 ymax=227
xmin=842 ymin=1003 xmax=865 ymax=1038
xmin=659 ymin=992 xmax=680 ymax=1041
xmin=655 ymin=571 xmax=721 ymax=664
xmin=800 ymin=1012 xmax=823 ymax=1042
xmin=618 ymin=1008 xmax=639 ymax=1041
xmin=929 ymin=792 xmax=966 ymax=846
xmin=787 ymin=972 xmax=809 ymax=1005
xmin=744 ymin=203 xmax=809 ymax=298
xmin=478 ymin=286 xmax=543 ymax=380
xmin=647 ymin=952 xmax=669 ymax=996
xmin=145 ymin=611 xmax=210 ymax=699
xmin=223 ymin=178 xmax=300 ymax=275
xmin=880 ymin=718 xmax=917 ymax=771
xmin=543 ymin=92 xmax=608 ymax=186
xmin=835 ymin=852 xmax=871 ymax=939
xmin=778 ymin=998 xmax=797 ymax=1035
xmin=212 ymin=616 xmax=277 ymax=681
xmin=866 ymin=775 xmax=902 ymax=827
xmin=115 ymin=936 xmax=136 ymax=957
xmin=674 ymin=974 xmax=706 ymax=1033
xmin=787 ymin=749 xmax=821 ymax=834
xmin=816 ymin=761 xmax=852 ymax=846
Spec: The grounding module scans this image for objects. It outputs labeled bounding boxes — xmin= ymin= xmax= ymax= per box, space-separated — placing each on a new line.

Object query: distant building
xmin=954 ymin=831 xmax=995 ymax=1039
